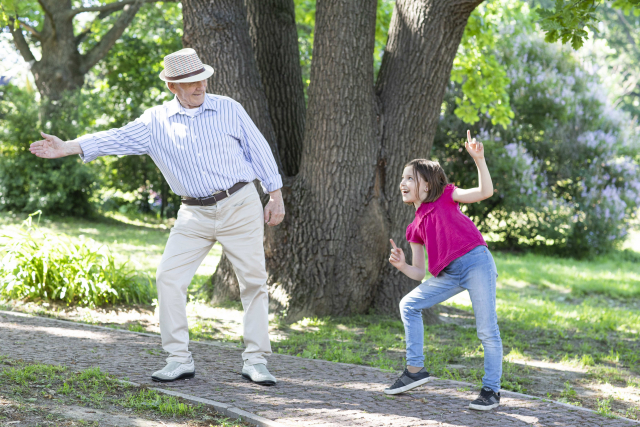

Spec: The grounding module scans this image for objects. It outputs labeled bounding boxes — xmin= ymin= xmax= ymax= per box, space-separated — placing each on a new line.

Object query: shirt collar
xmin=166 ymin=95 xmax=217 ymax=117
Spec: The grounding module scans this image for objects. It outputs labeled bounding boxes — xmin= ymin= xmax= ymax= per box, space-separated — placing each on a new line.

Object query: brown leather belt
xmin=181 ymin=182 xmax=250 ymax=206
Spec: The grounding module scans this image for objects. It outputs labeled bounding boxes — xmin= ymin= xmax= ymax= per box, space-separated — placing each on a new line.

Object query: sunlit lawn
xmin=0 ymin=211 xmax=221 ymax=290
xmin=1 ymin=212 xmax=639 ymax=418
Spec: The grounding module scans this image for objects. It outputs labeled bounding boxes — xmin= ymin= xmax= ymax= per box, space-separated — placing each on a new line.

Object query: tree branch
xmin=65 ymin=0 xmax=176 ymax=20
xmin=36 ymin=0 xmax=56 ymax=38
xmin=7 ymin=18 xmax=37 ymax=63
xmin=74 ymin=3 xmax=135 ymax=45
xmin=18 ymin=20 xmax=42 ymax=40
xmin=74 ymin=25 xmax=94 ymax=44
xmin=79 ymin=1 xmax=145 ymax=73
xmin=615 ymin=9 xmax=640 ymax=56
xmin=36 ymin=0 xmax=54 ymax=16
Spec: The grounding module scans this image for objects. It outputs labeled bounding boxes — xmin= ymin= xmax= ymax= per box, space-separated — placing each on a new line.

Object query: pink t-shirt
xmin=406 ymin=184 xmax=487 ymax=277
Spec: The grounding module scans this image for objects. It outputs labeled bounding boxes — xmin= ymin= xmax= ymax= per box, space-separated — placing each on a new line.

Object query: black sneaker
xmin=383 ymin=368 xmax=431 ymax=395
xmin=469 ymin=386 xmax=501 ymax=410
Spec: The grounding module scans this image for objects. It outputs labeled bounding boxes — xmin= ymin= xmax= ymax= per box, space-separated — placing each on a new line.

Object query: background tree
xmin=0 ymin=1 xmax=182 ymax=216
xmin=0 ymin=0 xmax=176 ymax=100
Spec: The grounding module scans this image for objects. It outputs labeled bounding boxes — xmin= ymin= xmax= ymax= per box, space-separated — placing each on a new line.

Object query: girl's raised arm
xmin=452 ymin=130 xmax=494 ymax=204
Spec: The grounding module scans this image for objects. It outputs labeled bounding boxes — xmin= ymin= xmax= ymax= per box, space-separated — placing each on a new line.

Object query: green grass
xmin=121 ymin=388 xmax=200 ymax=416
xmin=0 ymin=212 xmax=153 ymax=306
xmin=270 ymin=230 xmax=640 ymax=415
xmin=0 ymin=211 xmax=221 ymax=299
xmin=0 ymin=358 xmax=246 ymax=426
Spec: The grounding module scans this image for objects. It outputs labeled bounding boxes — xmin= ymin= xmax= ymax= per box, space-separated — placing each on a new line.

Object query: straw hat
xmin=159 ymin=48 xmax=214 ymax=83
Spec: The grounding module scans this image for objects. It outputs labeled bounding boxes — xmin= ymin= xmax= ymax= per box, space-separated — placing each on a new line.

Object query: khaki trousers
xmin=156 ymin=183 xmax=271 ymax=366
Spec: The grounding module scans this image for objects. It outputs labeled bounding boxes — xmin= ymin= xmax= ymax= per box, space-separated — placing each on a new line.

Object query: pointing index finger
xmin=467 ymin=130 xmax=472 ymax=144
xmin=390 ymin=239 xmax=398 ymax=250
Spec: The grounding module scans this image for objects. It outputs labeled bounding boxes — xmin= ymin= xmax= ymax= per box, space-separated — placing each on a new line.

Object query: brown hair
xmin=404 ymin=159 xmax=448 ymax=204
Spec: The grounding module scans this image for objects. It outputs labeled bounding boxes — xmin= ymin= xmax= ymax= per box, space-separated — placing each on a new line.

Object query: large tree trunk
xmin=265 ymin=0 xmax=385 ymax=320
xmin=195 ymin=0 xmax=483 ymax=321
xmin=245 ymin=0 xmax=306 ymax=176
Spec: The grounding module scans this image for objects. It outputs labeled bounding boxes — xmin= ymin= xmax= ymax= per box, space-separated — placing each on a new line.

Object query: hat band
xmin=165 ymin=67 xmax=206 ymax=81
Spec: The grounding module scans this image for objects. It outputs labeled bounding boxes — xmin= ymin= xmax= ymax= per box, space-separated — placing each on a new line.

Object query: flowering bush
xmin=435 ymin=0 xmax=640 ymax=257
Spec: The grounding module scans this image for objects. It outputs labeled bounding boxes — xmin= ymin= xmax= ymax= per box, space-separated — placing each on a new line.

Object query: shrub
xmin=0 ymin=86 xmax=97 ymax=216
xmin=0 ymin=212 xmax=153 ymax=307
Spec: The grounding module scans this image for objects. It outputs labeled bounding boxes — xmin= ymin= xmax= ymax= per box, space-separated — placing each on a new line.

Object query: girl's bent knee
xmin=477 ymin=329 xmax=502 ymax=346
xmin=399 ymin=297 xmax=421 ymax=320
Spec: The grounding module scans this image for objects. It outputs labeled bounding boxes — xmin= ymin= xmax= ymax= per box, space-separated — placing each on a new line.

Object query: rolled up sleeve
xmin=77 ymin=115 xmax=151 ymax=163
xmin=236 ymin=103 xmax=283 ymax=193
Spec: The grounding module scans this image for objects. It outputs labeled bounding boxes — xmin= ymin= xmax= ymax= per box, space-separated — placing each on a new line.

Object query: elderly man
xmin=29 ymin=48 xmax=284 ymax=386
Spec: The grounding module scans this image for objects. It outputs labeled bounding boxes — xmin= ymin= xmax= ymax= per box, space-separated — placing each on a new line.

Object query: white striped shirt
xmin=77 ymin=94 xmax=282 ymax=197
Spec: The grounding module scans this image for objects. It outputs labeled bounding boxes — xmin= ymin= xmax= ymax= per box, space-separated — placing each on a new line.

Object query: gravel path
xmin=0 ymin=311 xmax=635 ymax=427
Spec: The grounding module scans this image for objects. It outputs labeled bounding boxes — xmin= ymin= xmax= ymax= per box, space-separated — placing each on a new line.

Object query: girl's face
xmin=400 ymin=166 xmax=428 ymax=209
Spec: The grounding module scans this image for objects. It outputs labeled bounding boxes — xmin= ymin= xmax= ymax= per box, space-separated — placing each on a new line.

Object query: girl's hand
xmin=465 ymin=130 xmax=484 ymax=160
xmin=388 ymin=239 xmax=406 ymax=270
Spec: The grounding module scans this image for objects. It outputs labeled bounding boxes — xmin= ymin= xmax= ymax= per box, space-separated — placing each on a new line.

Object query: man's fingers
xmin=266 ymin=211 xmax=284 ymax=226
xmin=269 ymin=214 xmax=284 ymax=226
xmin=390 ymin=239 xmax=398 ymax=250
xmin=467 ymin=130 xmax=472 ymax=143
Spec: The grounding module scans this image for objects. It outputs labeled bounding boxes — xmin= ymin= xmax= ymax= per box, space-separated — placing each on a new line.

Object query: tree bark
xmin=245 ymin=0 xmax=306 ymax=176
xmin=262 ymin=0 xmax=385 ymax=320
xmin=182 ymin=0 xmax=280 ymax=162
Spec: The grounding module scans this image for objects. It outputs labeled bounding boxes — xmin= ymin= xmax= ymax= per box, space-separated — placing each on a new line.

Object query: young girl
xmin=384 ymin=130 xmax=502 ymax=411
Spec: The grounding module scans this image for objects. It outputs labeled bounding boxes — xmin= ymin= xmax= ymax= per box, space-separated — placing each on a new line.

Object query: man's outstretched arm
xmin=30 ymin=132 xmax=83 ymax=158
xmin=30 ymin=115 xmax=151 ymax=163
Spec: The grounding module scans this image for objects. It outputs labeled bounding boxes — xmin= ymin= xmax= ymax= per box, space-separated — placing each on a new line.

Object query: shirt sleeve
xmin=235 ymin=102 xmax=283 ymax=193
xmin=406 ymin=223 xmax=424 ymax=245
xmin=444 ymin=184 xmax=458 ymax=204
xmin=77 ymin=113 xmax=151 ymax=163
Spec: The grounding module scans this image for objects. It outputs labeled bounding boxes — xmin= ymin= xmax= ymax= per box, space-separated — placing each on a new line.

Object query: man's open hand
xmin=30 ymin=132 xmax=79 ymax=158
xmin=264 ymin=189 xmax=285 ymax=226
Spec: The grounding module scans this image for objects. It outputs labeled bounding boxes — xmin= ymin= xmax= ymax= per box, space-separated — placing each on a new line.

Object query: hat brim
xmin=159 ymin=64 xmax=214 ymax=83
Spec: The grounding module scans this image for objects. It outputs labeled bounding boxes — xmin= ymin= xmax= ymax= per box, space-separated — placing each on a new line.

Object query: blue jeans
xmin=399 ymin=245 xmax=502 ymax=392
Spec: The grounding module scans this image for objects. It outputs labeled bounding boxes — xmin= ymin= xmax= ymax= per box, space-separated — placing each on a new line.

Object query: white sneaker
xmin=151 ymin=359 xmax=195 ymax=382
xmin=241 ymin=362 xmax=276 ymax=386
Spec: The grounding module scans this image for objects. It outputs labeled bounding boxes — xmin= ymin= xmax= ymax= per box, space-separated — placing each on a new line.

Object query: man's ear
xmin=167 ymin=82 xmax=176 ymax=94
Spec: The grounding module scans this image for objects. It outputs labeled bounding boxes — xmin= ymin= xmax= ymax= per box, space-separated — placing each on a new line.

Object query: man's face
xmin=168 ymin=80 xmax=207 ymax=108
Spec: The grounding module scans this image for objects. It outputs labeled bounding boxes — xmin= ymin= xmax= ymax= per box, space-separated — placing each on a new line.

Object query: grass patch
xmin=0 ymin=212 xmax=153 ymax=306
xmin=0 ymin=358 xmax=247 ymax=426
xmin=0 ymin=211 xmax=221 ymax=293
xmin=121 ymin=388 xmax=199 ymax=416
